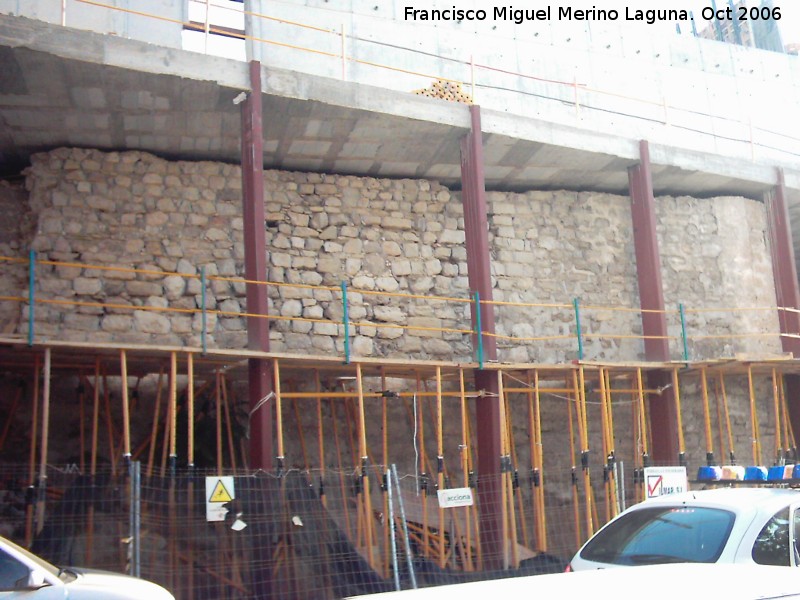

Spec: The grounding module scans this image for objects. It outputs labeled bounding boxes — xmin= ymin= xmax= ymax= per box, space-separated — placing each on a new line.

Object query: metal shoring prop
xmin=329 ymin=398 xmax=352 ymax=539
xmin=186 ymin=353 xmax=195 ymax=600
xmin=700 ymin=368 xmax=714 ymax=467
xmin=289 ymin=383 xmax=309 ymax=473
xmin=629 ymin=373 xmax=640 ymax=504
xmin=599 ymin=368 xmax=612 ymax=524
xmin=355 ymin=363 xmax=376 ymax=571
xmin=102 ymin=367 xmax=116 ymax=477
xmin=273 ymin=359 xmax=285 ymax=475
xmin=605 ymin=369 xmax=620 ymax=518
xmin=779 ymin=373 xmax=796 ymax=459
xmin=120 ymin=349 xmax=132 ymax=466
xmin=416 ymin=372 xmax=429 ymax=559
xmin=525 ymin=370 xmax=540 ymax=551
xmin=672 ymin=368 xmax=687 ymax=467
xmin=577 ymin=366 xmax=594 ymax=539
xmin=215 ymin=369 xmax=223 ymax=476
xmin=169 ymin=351 xmax=178 ymax=474
xmin=315 ymin=371 xmax=326 ymax=507
xmin=221 ymin=373 xmax=238 ymax=472
xmin=435 ymin=366 xmax=446 ymax=568
xmin=718 ymin=372 xmax=736 ymax=465
xmin=146 ymin=369 xmax=164 ymax=477
xmin=87 ymin=358 xmax=101 ymax=563
xmin=459 ymin=368 xmax=474 ymax=571
xmin=504 ymin=376 xmax=528 ymax=551
xmin=635 ymin=368 xmax=649 ymax=483
xmin=167 ymin=354 xmax=178 ymax=596
xmin=36 ymin=348 xmax=51 ymax=536
xmin=772 ymin=368 xmax=783 ymax=465
xmin=463 ymin=400 xmax=482 ymax=569
xmin=381 ymin=367 xmax=390 ymax=578
xmin=747 ymin=365 xmax=760 ymax=465
xmin=533 ymin=369 xmax=547 ymax=551
xmin=24 ymin=354 xmax=41 ymax=546
xmin=713 ymin=375 xmax=727 ymax=465
xmin=78 ymin=374 xmax=85 ymax=472
xmin=569 ymin=370 xmax=582 ymax=548
xmin=498 ymin=371 xmax=519 ymax=568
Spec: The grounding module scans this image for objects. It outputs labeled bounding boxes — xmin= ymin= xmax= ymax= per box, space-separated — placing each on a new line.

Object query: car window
xmin=579 ymin=506 xmax=735 ymax=565
xmin=0 ymin=548 xmax=29 ymax=592
xmin=753 ymin=507 xmax=791 ymax=566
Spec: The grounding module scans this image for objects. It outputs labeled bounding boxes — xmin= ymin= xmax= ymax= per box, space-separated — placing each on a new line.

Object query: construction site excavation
xmin=1 ymin=1 xmax=800 ymax=599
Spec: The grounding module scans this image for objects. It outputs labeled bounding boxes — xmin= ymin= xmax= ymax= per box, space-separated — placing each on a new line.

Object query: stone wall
xmin=0 ymin=180 xmax=33 ymax=334
xmin=16 ymin=147 xmax=781 ymax=365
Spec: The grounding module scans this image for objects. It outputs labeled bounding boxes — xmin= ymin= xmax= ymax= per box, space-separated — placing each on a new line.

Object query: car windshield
xmin=579 ymin=506 xmax=735 ymax=565
xmin=0 ymin=536 xmax=61 ymax=579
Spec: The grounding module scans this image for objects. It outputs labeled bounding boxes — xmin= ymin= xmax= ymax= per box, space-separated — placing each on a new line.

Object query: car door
xmin=749 ymin=504 xmax=800 ymax=568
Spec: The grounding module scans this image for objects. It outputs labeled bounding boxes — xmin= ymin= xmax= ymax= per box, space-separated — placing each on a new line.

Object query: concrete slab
xmin=0 ymin=10 xmax=797 ymax=214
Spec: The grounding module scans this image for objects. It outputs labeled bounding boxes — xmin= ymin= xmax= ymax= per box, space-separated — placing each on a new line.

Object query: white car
xmin=0 ymin=535 xmax=174 ymax=599
xmin=347 ymin=563 xmax=800 ymax=599
xmin=569 ymin=487 xmax=800 ymax=571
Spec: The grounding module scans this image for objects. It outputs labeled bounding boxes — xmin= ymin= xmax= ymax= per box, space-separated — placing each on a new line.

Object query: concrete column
xmin=460 ymin=105 xmax=504 ymax=570
xmin=628 ymin=140 xmax=678 ymax=464
xmin=241 ymin=60 xmax=273 ymax=471
xmin=764 ymin=169 xmax=800 ymax=445
xmin=244 ymin=0 xmax=265 ymax=62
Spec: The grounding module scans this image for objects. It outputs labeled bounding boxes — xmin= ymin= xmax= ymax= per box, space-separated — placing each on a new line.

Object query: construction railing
xmin=0 ymin=253 xmax=795 ymax=364
xmin=16 ymin=0 xmax=796 ymax=165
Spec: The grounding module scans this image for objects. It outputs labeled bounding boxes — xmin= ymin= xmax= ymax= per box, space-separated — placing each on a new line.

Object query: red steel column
xmin=241 ymin=60 xmax=273 ymax=471
xmin=628 ymin=140 xmax=678 ymax=464
xmin=765 ymin=169 xmax=800 ymax=442
xmin=461 ymin=105 xmax=504 ymax=569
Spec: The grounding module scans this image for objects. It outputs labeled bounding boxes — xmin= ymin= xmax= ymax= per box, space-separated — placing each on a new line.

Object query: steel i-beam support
xmin=765 ymin=169 xmax=800 ymax=442
xmin=628 ymin=140 xmax=678 ymax=463
xmin=461 ymin=105 xmax=504 ymax=569
xmin=241 ymin=60 xmax=273 ymax=471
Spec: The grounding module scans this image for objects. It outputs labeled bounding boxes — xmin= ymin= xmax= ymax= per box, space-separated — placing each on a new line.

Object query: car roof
xmin=638 ymin=486 xmax=800 ymax=513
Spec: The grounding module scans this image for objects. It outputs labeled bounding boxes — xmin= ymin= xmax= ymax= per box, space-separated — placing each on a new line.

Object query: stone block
xmin=73 ymin=277 xmax=102 ymax=295
xmin=133 ymin=310 xmax=171 ymax=334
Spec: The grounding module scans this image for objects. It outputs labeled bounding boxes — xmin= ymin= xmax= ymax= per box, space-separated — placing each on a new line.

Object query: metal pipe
xmin=391 ymin=464 xmax=416 ymax=590
xmin=386 ymin=468 xmax=401 ymax=591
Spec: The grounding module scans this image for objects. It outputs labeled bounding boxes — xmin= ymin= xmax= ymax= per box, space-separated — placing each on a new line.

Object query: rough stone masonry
xmin=6 ymin=147 xmax=779 ymax=365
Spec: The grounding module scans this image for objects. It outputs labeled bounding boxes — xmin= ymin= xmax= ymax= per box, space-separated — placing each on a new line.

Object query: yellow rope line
xmin=0 ymin=295 xmax=26 ymax=302
xmin=484 ymin=299 xmax=572 ymax=309
xmin=488 ymin=332 xmax=574 ymax=342
xmin=350 ymin=320 xmax=474 ymax=336
xmin=36 ymin=258 xmax=203 ymax=280
xmin=357 ymin=289 xmax=471 ymax=303
xmin=581 ymin=305 xmax=679 ymax=315
xmin=583 ymin=333 xmax=680 ymax=341
xmin=38 ymin=298 xmax=200 ymax=315
xmin=0 ymin=256 xmax=27 ymax=264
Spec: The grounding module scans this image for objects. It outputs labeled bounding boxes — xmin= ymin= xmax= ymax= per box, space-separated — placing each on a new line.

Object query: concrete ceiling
xmin=0 ymin=12 xmax=796 ymax=209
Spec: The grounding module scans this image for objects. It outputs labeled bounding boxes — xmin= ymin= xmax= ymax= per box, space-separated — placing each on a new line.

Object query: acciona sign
xmin=437 ymin=487 xmax=474 ymax=508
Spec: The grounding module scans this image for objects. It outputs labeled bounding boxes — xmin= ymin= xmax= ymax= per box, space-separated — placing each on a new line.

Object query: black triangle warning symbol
xmin=209 ymin=480 xmax=233 ymax=503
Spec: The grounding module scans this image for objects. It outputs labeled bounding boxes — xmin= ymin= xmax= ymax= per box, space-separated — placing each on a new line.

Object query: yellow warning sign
xmin=209 ymin=480 xmax=233 ymax=503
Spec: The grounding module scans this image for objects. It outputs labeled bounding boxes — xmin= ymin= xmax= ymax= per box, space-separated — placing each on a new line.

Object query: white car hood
xmin=64 ymin=568 xmax=174 ymax=600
